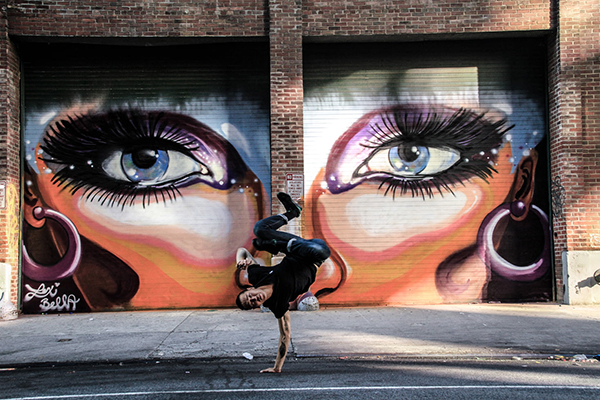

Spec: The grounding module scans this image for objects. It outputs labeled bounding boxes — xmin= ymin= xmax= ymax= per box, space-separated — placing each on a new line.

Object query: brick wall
xmin=269 ymin=0 xmax=304 ymax=214
xmin=548 ymin=0 xmax=600 ymax=301
xmin=547 ymin=8 xmax=564 ymax=300
xmin=5 ymin=0 xmax=551 ymax=38
xmin=0 ymin=6 xmax=21 ymax=303
xmin=302 ymin=0 xmax=551 ymax=37
xmin=5 ymin=0 xmax=267 ymax=37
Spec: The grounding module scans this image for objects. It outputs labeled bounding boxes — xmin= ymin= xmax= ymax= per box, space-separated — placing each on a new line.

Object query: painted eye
xmin=360 ymin=143 xmax=460 ymax=177
xmin=325 ymin=106 xmax=509 ymax=197
xmin=102 ymin=147 xmax=209 ymax=186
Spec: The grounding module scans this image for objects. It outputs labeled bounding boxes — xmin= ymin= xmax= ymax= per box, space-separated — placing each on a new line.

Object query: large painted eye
xmin=326 ymin=106 xmax=508 ymax=196
xmin=39 ymin=109 xmax=251 ymax=208
xmin=102 ymin=146 xmax=209 ymax=186
xmin=362 ymin=143 xmax=460 ymax=177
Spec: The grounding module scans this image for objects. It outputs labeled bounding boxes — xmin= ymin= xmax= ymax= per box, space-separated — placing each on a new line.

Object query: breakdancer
xmin=236 ymin=192 xmax=330 ymax=373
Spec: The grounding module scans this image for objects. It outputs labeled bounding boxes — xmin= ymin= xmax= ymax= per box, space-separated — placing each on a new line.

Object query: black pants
xmin=253 ymin=215 xmax=330 ymax=266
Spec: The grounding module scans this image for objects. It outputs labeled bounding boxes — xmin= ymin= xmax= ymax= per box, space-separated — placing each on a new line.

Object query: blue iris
xmin=388 ymin=144 xmax=430 ymax=175
xmin=121 ymin=148 xmax=170 ymax=183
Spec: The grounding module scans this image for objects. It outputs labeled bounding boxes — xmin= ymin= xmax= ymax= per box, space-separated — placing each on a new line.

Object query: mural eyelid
xmin=362 ymin=108 xmax=506 ymax=149
xmin=327 ymin=106 xmax=509 ymax=199
xmin=36 ymin=109 xmax=234 ymax=208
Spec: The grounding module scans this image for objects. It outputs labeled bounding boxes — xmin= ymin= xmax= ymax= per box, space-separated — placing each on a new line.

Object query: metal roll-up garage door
xmin=304 ymin=38 xmax=552 ymax=306
xmin=21 ymin=42 xmax=270 ymax=313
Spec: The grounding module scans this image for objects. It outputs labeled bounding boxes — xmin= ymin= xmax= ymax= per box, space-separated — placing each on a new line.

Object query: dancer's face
xmin=238 ymin=287 xmax=269 ymax=309
xmin=27 ymin=103 xmax=267 ymax=309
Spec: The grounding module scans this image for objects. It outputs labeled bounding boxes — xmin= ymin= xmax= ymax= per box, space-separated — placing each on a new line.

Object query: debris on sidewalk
xmin=548 ymin=354 xmax=599 ymax=363
xmin=549 ymin=355 xmax=568 ymax=361
xmin=242 ymin=352 xmax=254 ymax=360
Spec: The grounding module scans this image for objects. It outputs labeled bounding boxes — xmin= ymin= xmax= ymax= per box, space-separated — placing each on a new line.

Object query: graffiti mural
xmin=21 ymin=43 xmax=270 ymax=313
xmin=304 ymin=40 xmax=552 ymax=305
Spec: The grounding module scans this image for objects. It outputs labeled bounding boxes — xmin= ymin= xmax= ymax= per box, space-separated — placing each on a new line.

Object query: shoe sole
xmin=277 ymin=192 xmax=302 ymax=214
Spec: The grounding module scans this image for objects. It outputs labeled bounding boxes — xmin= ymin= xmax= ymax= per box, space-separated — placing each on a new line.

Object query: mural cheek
xmin=307 ymin=163 xmax=514 ymax=304
xmin=68 ymin=189 xmax=256 ymax=266
xmin=317 ymin=182 xmax=485 ymax=257
xmin=79 ymin=191 xmax=238 ymax=263
xmin=31 ymin=168 xmax=264 ymax=307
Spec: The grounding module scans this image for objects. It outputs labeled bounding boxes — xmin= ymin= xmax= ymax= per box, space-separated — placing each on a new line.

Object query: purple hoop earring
xmin=477 ymin=202 xmax=550 ymax=282
xmin=22 ymin=207 xmax=82 ymax=281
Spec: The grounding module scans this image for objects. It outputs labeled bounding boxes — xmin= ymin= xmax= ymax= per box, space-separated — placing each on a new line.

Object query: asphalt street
xmin=1 ymin=357 xmax=599 ymax=400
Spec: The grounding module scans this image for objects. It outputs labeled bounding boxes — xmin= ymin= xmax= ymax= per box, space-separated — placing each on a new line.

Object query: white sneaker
xmin=297 ymin=295 xmax=319 ymax=311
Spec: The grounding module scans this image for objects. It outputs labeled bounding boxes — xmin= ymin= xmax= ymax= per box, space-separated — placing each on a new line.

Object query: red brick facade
xmin=5 ymin=0 xmax=267 ymax=37
xmin=548 ymin=0 xmax=600 ymax=300
xmin=0 ymin=5 xmax=21 ymax=304
xmin=302 ymin=0 xmax=551 ymax=35
xmin=1 ymin=0 xmax=597 ymax=305
xmin=270 ymin=0 xmax=304 ymax=212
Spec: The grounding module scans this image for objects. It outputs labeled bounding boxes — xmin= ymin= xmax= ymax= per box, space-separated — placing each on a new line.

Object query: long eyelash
xmin=379 ymin=173 xmax=466 ymax=200
xmin=360 ymin=107 xmax=512 ymax=199
xmin=364 ymin=108 xmax=510 ymax=151
xmin=40 ymin=109 xmax=197 ymax=208
xmin=43 ymin=109 xmax=199 ymax=162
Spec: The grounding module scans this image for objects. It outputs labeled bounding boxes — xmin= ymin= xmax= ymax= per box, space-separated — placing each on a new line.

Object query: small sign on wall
xmin=285 ymin=173 xmax=304 ymax=200
xmin=0 ymin=181 xmax=6 ymax=210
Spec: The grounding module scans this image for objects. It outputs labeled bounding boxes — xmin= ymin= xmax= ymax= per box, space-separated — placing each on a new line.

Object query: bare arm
xmin=260 ymin=310 xmax=291 ymax=373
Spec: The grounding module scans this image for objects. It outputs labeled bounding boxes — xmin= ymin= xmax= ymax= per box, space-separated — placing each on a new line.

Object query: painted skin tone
xmin=305 ymin=105 xmax=538 ymax=305
xmin=24 ymin=103 xmax=268 ymax=310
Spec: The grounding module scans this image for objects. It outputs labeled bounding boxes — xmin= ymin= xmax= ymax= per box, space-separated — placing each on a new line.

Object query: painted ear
xmin=23 ymin=164 xmax=45 ymax=228
xmin=507 ymin=149 xmax=538 ymax=221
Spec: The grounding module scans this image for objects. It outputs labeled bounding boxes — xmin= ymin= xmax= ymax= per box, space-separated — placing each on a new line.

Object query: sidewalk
xmin=1 ymin=303 xmax=599 ymax=367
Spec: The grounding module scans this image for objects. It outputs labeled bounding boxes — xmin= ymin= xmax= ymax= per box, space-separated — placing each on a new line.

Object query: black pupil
xmin=131 ymin=149 xmax=159 ymax=169
xmin=398 ymin=144 xmax=419 ymax=162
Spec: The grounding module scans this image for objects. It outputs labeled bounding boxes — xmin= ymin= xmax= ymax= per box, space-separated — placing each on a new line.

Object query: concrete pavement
xmin=1 ymin=303 xmax=599 ymax=367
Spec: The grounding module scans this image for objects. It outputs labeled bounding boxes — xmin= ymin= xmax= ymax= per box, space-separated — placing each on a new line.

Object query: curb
xmin=2 ymin=352 xmax=598 ymax=370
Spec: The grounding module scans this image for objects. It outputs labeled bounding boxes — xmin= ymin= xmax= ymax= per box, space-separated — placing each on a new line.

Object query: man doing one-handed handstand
xmin=235 ymin=192 xmax=330 ymax=373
